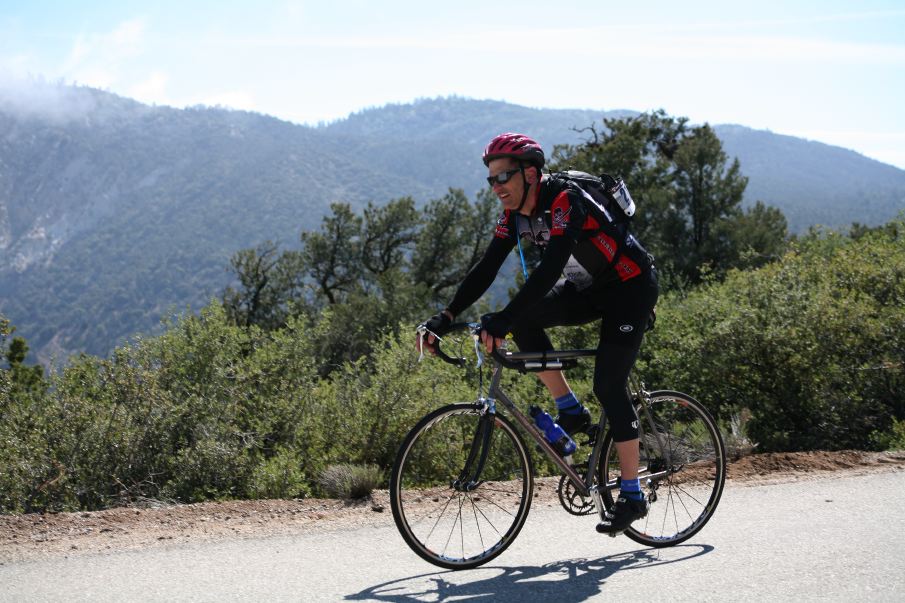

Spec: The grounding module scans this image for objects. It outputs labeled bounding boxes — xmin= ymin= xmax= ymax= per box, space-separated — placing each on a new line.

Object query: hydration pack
xmin=551 ymin=170 xmax=636 ymax=225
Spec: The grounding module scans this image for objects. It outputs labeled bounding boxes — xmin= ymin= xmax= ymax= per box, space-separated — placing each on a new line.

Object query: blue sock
xmin=620 ymin=478 xmax=642 ymax=500
xmin=555 ymin=392 xmax=582 ymax=415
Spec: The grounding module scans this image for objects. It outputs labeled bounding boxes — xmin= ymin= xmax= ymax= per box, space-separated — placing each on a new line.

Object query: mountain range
xmin=1 ymin=83 xmax=903 ymax=362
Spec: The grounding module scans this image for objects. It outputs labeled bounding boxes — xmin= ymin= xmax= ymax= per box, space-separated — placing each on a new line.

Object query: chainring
xmin=557 ymin=474 xmax=596 ymax=516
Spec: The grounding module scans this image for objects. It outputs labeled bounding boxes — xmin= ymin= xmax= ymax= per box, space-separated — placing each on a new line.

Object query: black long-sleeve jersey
xmin=447 ymin=174 xmax=653 ymax=320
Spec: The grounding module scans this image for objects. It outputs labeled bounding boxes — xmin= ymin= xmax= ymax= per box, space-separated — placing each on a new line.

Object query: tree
xmin=670 ymin=124 xmax=749 ymax=279
xmin=221 ymin=189 xmax=500 ymax=373
xmin=719 ymin=201 xmax=789 ymax=271
xmin=411 ymin=188 xmax=498 ymax=300
xmin=222 ymin=242 xmax=306 ymax=329
xmin=550 ymin=111 xmax=787 ymax=285
xmin=849 ymin=219 xmax=903 ymax=241
xmin=1 ymin=324 xmax=45 ymax=402
xmin=300 ymin=203 xmax=363 ymax=305
xmin=0 ymin=316 xmax=11 ymax=403
xmin=361 ymin=197 xmax=420 ymax=278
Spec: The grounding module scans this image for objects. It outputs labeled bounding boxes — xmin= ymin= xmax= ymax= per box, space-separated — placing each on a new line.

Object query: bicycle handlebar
xmin=416 ymin=322 xmax=474 ymax=367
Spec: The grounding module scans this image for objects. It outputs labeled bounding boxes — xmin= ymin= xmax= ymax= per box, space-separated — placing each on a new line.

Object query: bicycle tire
xmin=598 ymin=390 xmax=726 ymax=547
xmin=390 ymin=403 xmax=534 ymax=570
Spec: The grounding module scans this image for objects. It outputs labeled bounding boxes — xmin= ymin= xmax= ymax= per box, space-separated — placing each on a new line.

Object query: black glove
xmin=421 ymin=312 xmax=452 ymax=337
xmin=480 ymin=312 xmax=513 ymax=339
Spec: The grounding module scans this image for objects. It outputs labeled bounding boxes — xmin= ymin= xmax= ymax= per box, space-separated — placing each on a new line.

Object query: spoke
xmin=670 ymin=483 xmax=698 ymax=524
xmin=441 ymin=493 xmax=462 ymax=557
xmin=469 ymin=495 xmax=485 ymax=552
xmin=660 ymin=484 xmax=674 ymax=537
xmin=668 ymin=482 xmax=681 ymax=535
xmin=474 ymin=492 xmax=518 ymax=517
xmin=459 ymin=494 xmax=465 ymax=560
xmin=665 ymin=424 xmax=676 ymax=461
xmin=669 ymin=476 xmax=710 ymax=508
xmin=472 ymin=485 xmax=521 ymax=495
xmin=424 ymin=491 xmax=458 ymax=543
xmin=468 ymin=498 xmax=509 ymax=537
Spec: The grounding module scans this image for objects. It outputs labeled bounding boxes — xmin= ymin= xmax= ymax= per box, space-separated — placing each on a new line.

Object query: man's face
xmin=487 ymin=157 xmax=530 ymax=212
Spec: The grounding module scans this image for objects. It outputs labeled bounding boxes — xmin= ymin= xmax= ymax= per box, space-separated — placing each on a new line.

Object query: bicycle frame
xmin=476 ymin=347 xmax=674 ymax=525
xmin=420 ymin=323 xmax=675 ymax=525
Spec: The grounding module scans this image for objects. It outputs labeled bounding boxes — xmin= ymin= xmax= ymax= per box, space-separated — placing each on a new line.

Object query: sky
xmin=1 ymin=0 xmax=904 ymax=168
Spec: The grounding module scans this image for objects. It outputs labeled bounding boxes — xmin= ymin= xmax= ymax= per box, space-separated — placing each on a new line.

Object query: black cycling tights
xmin=592 ymin=341 xmax=642 ymax=442
xmin=509 ymin=271 xmax=658 ymax=443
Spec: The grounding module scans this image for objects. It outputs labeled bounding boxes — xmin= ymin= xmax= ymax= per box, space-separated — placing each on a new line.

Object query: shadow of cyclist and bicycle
xmin=346 ymin=544 xmax=713 ymax=602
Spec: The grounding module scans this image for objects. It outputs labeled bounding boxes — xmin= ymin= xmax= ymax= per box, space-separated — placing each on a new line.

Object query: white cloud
xmin=0 ymin=53 xmax=33 ymax=78
xmin=280 ymin=0 xmax=308 ymax=21
xmin=128 ymin=71 xmax=169 ymax=104
xmin=60 ymin=17 xmax=149 ymax=88
xmin=637 ymin=35 xmax=905 ymax=63
xmin=110 ymin=18 xmax=146 ymax=50
xmin=62 ymin=35 xmax=90 ymax=72
xmin=199 ymin=26 xmax=905 ymax=65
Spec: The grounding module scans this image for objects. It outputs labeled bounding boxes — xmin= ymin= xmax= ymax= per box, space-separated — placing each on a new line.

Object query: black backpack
xmin=550 ymin=170 xmax=636 ymax=225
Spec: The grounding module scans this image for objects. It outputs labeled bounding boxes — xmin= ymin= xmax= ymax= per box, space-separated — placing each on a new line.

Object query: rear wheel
xmin=390 ymin=404 xmax=533 ymax=569
xmin=598 ymin=390 xmax=726 ymax=547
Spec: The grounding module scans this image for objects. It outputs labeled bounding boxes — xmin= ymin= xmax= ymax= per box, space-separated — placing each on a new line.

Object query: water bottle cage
xmin=530 ymin=406 xmax=578 ymax=456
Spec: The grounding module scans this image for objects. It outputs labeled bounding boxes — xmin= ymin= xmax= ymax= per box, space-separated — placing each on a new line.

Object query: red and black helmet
xmin=482 ymin=133 xmax=545 ymax=168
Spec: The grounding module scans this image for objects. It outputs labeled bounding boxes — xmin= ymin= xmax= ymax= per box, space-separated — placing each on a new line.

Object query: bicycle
xmin=389 ymin=322 xmax=727 ymax=570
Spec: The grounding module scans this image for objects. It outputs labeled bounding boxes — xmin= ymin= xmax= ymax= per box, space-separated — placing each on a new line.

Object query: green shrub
xmin=0 ymin=306 xmax=480 ymax=512
xmin=247 ymin=446 xmax=312 ymax=499
xmin=872 ymin=417 xmax=905 ymax=451
xmin=639 ymin=221 xmax=905 ymax=451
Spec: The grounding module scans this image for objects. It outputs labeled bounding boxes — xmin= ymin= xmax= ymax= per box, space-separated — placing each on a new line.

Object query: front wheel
xmin=599 ymin=390 xmax=726 ymax=547
xmin=390 ymin=403 xmax=534 ymax=570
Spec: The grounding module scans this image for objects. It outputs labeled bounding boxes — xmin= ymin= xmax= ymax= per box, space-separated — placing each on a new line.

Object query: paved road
xmin=3 ymin=471 xmax=904 ymax=602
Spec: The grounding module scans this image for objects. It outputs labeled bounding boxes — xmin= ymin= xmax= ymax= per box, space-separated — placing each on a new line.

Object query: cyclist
xmin=420 ymin=132 xmax=658 ymax=533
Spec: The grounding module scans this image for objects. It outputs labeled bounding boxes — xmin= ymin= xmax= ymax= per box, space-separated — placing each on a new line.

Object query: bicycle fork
xmin=452 ymin=399 xmax=496 ymax=492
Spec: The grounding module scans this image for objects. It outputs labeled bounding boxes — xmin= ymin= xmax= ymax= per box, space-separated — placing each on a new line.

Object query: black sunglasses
xmin=486 ymin=167 xmax=522 ymax=187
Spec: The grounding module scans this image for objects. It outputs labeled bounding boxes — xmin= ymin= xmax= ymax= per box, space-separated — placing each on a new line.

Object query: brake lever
xmin=416 ymin=325 xmax=436 ymax=362
xmin=472 ymin=330 xmax=484 ymax=369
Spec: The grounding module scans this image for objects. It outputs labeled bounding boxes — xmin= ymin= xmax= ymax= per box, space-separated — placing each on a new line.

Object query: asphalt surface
xmin=2 ymin=470 xmax=904 ymax=602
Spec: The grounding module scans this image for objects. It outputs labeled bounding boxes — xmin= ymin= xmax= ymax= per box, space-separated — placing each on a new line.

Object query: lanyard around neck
xmin=515 ymin=214 xmax=529 ymax=281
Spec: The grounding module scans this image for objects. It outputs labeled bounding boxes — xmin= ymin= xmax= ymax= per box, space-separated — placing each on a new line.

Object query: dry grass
xmin=317 ymin=464 xmax=383 ymax=499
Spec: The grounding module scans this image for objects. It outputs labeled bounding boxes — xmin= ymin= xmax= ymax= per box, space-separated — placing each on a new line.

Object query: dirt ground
xmin=2 ymin=450 xmax=903 ymax=563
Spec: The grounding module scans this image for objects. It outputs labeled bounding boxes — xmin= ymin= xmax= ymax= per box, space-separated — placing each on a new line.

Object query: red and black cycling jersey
xmin=448 ymin=175 xmax=653 ymax=320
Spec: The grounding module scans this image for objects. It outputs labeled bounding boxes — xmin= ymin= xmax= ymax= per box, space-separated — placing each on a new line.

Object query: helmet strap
xmin=515 ymin=164 xmax=530 ymax=214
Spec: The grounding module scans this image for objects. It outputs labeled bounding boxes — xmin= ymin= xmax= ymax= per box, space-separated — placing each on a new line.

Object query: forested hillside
xmin=716 ymin=125 xmax=905 ymax=232
xmin=1 ymin=84 xmax=903 ymax=360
